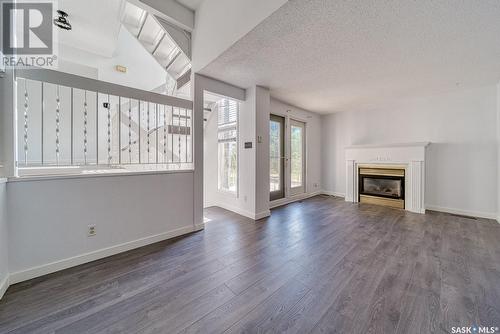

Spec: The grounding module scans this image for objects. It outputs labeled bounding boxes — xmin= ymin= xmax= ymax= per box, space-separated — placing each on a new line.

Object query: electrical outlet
xmin=314 ymin=183 xmax=318 ymax=188
xmin=87 ymin=225 xmax=96 ymax=237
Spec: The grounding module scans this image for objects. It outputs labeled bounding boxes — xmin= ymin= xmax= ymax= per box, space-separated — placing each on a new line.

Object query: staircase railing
xmin=14 ymin=68 xmax=193 ymax=174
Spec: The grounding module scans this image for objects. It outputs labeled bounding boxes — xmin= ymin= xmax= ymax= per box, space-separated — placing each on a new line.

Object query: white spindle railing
xmin=15 ymin=68 xmax=193 ymax=174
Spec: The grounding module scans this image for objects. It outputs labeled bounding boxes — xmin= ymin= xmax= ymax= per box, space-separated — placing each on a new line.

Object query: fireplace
xmin=345 ymin=143 xmax=428 ymax=213
xmin=358 ymin=167 xmax=405 ymax=209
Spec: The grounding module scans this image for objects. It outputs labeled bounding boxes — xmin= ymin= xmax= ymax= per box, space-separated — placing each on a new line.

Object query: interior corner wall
xmin=204 ymin=87 xmax=257 ymax=218
xmin=321 ymin=85 xmax=498 ymax=219
xmin=270 ymin=98 xmax=323 ymax=196
xmin=191 ymin=0 xmax=287 ymax=72
xmin=58 ymin=27 xmax=166 ymax=91
xmin=195 ymin=74 xmax=247 ymax=221
xmin=97 ymin=27 xmax=166 ymax=91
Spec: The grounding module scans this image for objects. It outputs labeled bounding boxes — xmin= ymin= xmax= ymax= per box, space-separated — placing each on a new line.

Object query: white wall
xmin=204 ymin=94 xmax=323 ymax=218
xmin=203 ymin=86 xmax=274 ymax=220
xmin=0 ymin=70 xmax=15 ymax=177
xmin=7 ymin=172 xmax=197 ymax=283
xmin=192 ymin=0 xmax=287 ymax=72
xmin=322 ymin=85 xmax=498 ymax=218
xmin=270 ymin=98 xmax=323 ymax=196
xmin=58 ymin=27 xmax=166 ymax=92
xmin=0 ymin=180 xmax=8 ymax=299
xmin=497 ymin=82 xmax=500 ymax=222
xmin=58 ymin=45 xmax=101 ymax=79
xmin=255 ymin=87 xmax=271 ymax=216
xmin=204 ymin=87 xmax=257 ymax=218
xmin=98 ymin=27 xmax=166 ymax=92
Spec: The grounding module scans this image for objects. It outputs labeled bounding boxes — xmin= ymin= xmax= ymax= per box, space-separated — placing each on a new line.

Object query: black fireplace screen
xmin=360 ymin=176 xmax=404 ymax=199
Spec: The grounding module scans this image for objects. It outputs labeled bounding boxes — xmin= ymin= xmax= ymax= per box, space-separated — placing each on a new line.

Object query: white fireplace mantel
xmin=345 ymin=142 xmax=430 ymax=214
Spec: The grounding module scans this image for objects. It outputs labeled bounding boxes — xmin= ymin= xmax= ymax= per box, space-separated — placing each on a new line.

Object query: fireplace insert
xmin=358 ymin=167 xmax=405 ymax=208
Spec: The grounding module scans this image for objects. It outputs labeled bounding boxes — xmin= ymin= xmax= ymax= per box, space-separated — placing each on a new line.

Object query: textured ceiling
xmin=200 ymin=0 xmax=500 ymax=114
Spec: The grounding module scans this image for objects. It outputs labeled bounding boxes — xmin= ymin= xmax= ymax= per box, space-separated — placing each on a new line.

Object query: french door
xmin=270 ymin=115 xmax=285 ymax=201
xmin=289 ymin=119 xmax=305 ymax=196
xmin=269 ymin=116 xmax=306 ymax=201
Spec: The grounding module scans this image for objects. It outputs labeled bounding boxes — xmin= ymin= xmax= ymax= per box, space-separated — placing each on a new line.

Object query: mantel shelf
xmin=345 ymin=142 xmax=430 ymax=149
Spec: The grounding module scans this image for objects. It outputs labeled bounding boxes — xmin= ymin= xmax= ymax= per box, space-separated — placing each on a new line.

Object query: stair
xmin=121 ymin=1 xmax=192 ymax=97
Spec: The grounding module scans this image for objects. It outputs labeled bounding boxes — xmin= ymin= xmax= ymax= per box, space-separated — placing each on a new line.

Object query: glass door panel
xmin=270 ymin=115 xmax=285 ymax=201
xmin=289 ymin=119 xmax=305 ymax=195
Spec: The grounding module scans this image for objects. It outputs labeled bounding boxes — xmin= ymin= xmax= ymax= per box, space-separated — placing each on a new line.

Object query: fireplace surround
xmin=345 ymin=142 xmax=429 ymax=214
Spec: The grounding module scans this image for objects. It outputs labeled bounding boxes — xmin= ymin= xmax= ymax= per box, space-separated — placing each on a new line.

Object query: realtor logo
xmin=1 ymin=0 xmax=57 ymax=68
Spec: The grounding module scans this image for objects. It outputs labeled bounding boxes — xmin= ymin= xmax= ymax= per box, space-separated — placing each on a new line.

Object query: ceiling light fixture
xmin=54 ymin=10 xmax=72 ymax=30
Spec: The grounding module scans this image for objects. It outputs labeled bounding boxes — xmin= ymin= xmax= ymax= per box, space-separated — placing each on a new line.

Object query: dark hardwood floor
xmin=1 ymin=195 xmax=500 ymax=334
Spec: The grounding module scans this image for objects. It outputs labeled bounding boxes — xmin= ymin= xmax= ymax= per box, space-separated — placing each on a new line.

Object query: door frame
xmin=288 ymin=118 xmax=306 ymax=197
xmin=269 ymin=113 xmax=308 ymax=204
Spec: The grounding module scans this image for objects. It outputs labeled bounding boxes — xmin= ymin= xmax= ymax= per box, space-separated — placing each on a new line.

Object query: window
xmin=217 ymin=98 xmax=239 ymax=193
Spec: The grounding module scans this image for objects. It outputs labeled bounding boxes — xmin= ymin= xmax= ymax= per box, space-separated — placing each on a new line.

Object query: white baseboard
xmin=321 ymin=190 xmax=345 ymax=198
xmin=269 ymin=191 xmax=323 ymax=209
xmin=9 ymin=224 xmax=204 ymax=285
xmin=254 ymin=210 xmax=271 ymax=220
xmin=425 ymin=205 xmax=498 ymax=220
xmin=210 ymin=202 xmax=255 ymax=220
xmin=208 ymin=201 xmax=270 ymax=220
xmin=0 ymin=275 xmax=9 ymax=300
xmin=322 ymin=191 xmax=497 ymax=221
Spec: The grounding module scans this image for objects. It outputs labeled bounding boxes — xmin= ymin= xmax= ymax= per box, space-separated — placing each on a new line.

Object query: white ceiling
xmin=58 ymin=0 xmax=123 ymax=58
xmin=175 ymin=0 xmax=204 ymax=11
xmin=200 ymin=0 xmax=500 ymax=114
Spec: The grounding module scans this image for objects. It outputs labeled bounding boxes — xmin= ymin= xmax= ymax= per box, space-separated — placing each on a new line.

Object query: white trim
xmin=288 ymin=118 xmax=307 ymax=197
xmin=321 ymin=191 xmax=496 ymax=220
xmin=0 ymin=275 xmax=9 ymax=300
xmin=270 ymin=191 xmax=322 ymax=209
xmin=425 ymin=205 xmax=498 ymax=220
xmin=254 ymin=210 xmax=271 ymax=220
xmin=10 ymin=169 xmax=194 ymax=183
xmin=193 ymin=223 xmax=205 ymax=231
xmin=16 ymin=68 xmax=193 ymax=110
xmin=203 ymin=201 xmax=216 ymax=209
xmin=321 ymin=190 xmax=345 ymax=198
xmin=345 ymin=142 xmax=430 ymax=149
xmin=206 ymin=202 xmax=270 ymax=220
xmin=0 ymin=178 xmax=7 ymax=185
xmin=9 ymin=224 xmax=204 ymax=284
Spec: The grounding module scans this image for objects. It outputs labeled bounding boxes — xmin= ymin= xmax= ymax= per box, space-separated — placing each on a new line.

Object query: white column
xmin=193 ymin=74 xmax=204 ymax=228
xmin=407 ymin=160 xmax=425 ymax=214
xmin=254 ymin=86 xmax=271 ymax=219
xmin=345 ymin=159 xmax=355 ymax=202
